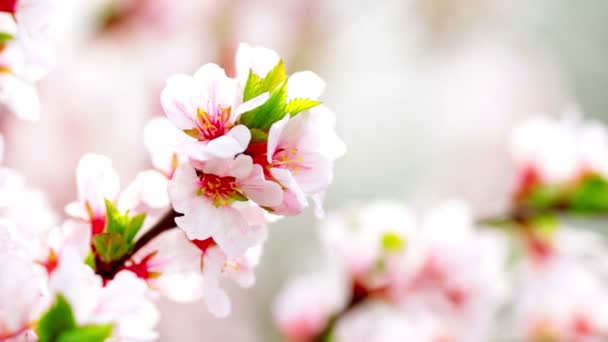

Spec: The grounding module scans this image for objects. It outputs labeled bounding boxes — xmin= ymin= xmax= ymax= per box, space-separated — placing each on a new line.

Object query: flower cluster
xmin=0 ymin=42 xmax=344 ymax=341
xmin=510 ymin=110 xmax=608 ymax=215
xmin=273 ymin=198 xmax=608 ymax=342
xmin=162 ymin=43 xmax=345 ymax=315
xmin=274 ymin=200 xmax=510 ymax=342
xmin=0 ymin=0 xmax=57 ymax=120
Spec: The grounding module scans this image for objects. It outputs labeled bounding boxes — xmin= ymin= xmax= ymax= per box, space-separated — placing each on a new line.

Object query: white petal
xmin=266 ymin=114 xmax=291 ymax=163
xmin=0 ymin=74 xmax=40 ymax=121
xmin=287 ymin=71 xmax=326 ymax=101
xmin=183 ymin=126 xmax=251 ymax=162
xmin=175 ymin=200 xmax=221 ymax=241
xmin=160 ymin=74 xmax=198 ymax=130
xmin=235 ymin=43 xmax=281 ymax=82
xmin=269 ymin=168 xmax=308 ymax=216
xmin=235 ymin=92 xmax=269 ymax=116
xmin=213 ymin=207 xmax=261 ymax=258
xmin=167 ymin=164 xmax=199 ymax=213
xmin=240 ymin=164 xmax=283 ymax=207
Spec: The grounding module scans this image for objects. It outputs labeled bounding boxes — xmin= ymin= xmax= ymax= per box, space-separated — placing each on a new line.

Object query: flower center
xmin=185 ymin=106 xmax=233 ymax=141
xmin=272 ymin=148 xmax=305 ymax=174
xmin=0 ymin=0 xmax=17 ymax=14
xmin=197 ymin=173 xmax=246 ymax=207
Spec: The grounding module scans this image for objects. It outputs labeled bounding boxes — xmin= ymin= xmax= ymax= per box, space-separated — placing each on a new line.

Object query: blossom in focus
xmin=161 ymin=63 xmax=268 ymax=161
xmin=263 ymin=106 xmax=346 ymax=216
xmin=168 ymin=157 xmax=280 ymax=257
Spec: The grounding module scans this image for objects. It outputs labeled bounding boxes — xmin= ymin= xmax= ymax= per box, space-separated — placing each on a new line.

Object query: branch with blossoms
xmin=0 ymin=5 xmax=345 ymax=337
xmin=272 ymin=112 xmax=608 ymax=342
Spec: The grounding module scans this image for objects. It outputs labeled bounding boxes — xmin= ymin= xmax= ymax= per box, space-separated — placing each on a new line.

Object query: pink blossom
xmin=264 ymin=106 xmax=345 ymax=216
xmin=161 ymin=63 xmax=268 ymax=161
xmin=168 ymin=156 xmax=280 ymax=257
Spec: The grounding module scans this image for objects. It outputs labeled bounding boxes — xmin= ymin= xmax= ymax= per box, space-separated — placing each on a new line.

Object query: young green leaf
xmin=243 ymin=60 xmax=286 ymax=101
xmin=239 ymin=81 xmax=288 ymax=130
xmin=103 ymin=200 xmax=146 ymax=243
xmin=285 ymin=98 xmax=321 ymax=116
xmin=93 ymin=232 xmax=131 ymax=263
xmin=37 ymin=295 xmax=77 ymax=342
xmin=57 ymin=324 xmax=113 ymax=342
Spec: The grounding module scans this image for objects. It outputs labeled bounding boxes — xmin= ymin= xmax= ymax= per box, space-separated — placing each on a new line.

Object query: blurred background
xmin=3 ymin=0 xmax=608 ymax=340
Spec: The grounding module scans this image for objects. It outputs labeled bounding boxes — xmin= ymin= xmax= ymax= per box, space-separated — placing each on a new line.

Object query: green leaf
xmin=243 ymin=71 xmax=263 ymax=102
xmin=239 ymin=81 xmax=288 ymax=130
xmin=0 ymin=32 xmax=14 ymax=43
xmin=240 ymin=60 xmax=293 ymax=130
xmin=93 ymin=232 xmax=131 ymax=263
xmin=37 ymin=295 xmax=77 ymax=342
xmin=57 ymin=324 xmax=113 ymax=342
xmin=102 ymin=199 xmax=146 ymax=244
xmin=243 ymin=60 xmax=286 ymax=101
xmin=381 ymin=232 xmax=406 ymax=253
xmin=570 ymin=175 xmax=608 ymax=213
xmin=285 ymin=98 xmax=321 ymax=116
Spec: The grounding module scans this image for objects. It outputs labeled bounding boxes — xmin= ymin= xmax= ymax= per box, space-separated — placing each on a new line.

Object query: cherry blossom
xmin=168 ymin=156 xmax=280 ymax=257
xmin=161 ymin=63 xmax=268 ymax=161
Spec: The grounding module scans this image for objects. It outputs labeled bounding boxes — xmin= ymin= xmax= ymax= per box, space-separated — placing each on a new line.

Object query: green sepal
xmin=93 ymin=200 xmax=146 ymax=263
xmin=93 ymin=232 xmax=131 ymax=263
xmin=36 ymin=295 xmax=77 ymax=342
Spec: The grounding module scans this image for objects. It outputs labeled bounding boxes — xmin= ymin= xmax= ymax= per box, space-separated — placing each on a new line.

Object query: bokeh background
xmin=3 ymin=0 xmax=608 ymax=340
